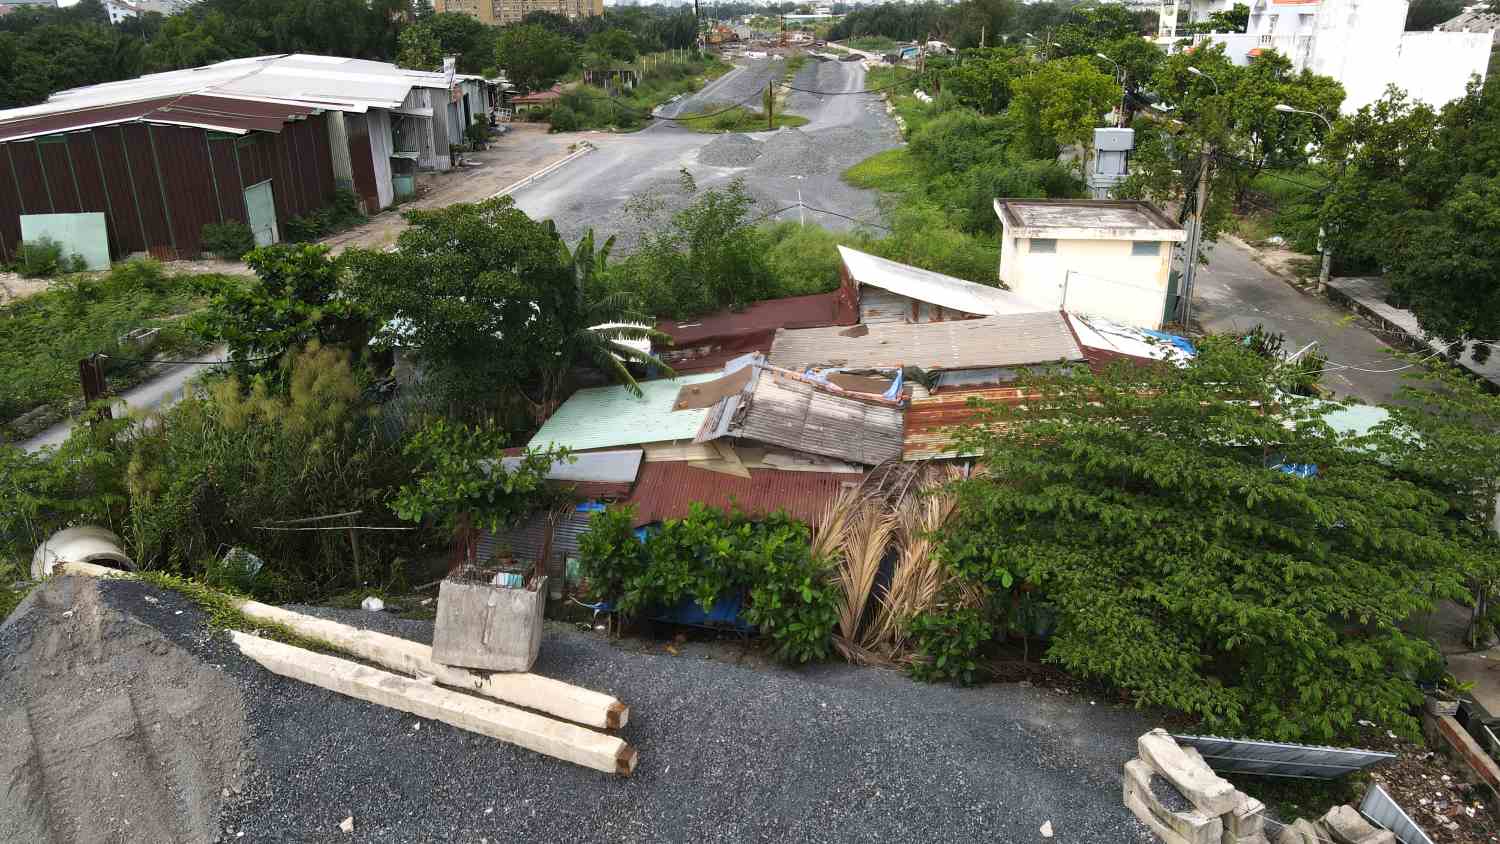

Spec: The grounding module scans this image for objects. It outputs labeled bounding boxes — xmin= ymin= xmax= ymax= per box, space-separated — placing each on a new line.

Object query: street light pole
xmin=1096 ymin=52 xmax=1124 ymax=128
xmin=1275 ymin=103 xmax=1339 ymax=290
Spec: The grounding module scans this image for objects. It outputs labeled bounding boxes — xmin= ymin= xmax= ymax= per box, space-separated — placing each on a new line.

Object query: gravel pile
xmin=14 ymin=577 xmax=1154 ymax=841
xmin=698 ymin=133 xmax=763 ymax=168
xmin=753 ymin=128 xmax=834 ymax=176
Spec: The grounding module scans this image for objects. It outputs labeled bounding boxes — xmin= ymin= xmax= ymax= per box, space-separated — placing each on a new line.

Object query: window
xmin=1131 ymin=241 xmax=1161 ymax=257
xmin=1030 ymin=238 xmax=1057 ymax=254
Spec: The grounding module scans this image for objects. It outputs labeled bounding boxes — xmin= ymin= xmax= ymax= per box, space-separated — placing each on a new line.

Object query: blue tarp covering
xmin=654 ymin=594 xmax=755 ymax=632
xmin=1142 ymin=329 xmax=1197 ymax=356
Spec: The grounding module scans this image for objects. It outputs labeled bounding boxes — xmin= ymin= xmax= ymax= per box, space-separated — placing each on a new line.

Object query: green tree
xmin=396 ymin=21 xmax=442 ymax=71
xmin=494 ymin=23 xmax=575 ymax=94
xmin=143 ymin=11 xmax=252 ymax=72
xmin=1007 ymin=55 xmax=1121 ymax=170
xmin=941 ymin=46 xmax=1027 ymax=115
xmin=391 ymin=418 xmax=565 ymax=539
xmin=427 ymin=12 xmax=500 ymax=73
xmin=941 ymin=338 xmax=1484 ymax=741
xmin=190 ymin=243 xmax=371 ymax=363
xmin=584 ymin=28 xmax=638 ymax=63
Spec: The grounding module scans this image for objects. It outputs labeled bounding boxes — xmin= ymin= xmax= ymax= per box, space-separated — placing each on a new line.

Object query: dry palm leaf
xmin=870 ymin=465 xmax=963 ymax=653
xmin=836 ymin=501 xmax=896 ymax=644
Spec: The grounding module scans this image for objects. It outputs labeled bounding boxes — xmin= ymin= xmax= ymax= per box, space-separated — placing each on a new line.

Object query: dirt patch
xmin=0 ymin=272 xmax=51 ymax=305
xmin=0 ymin=577 xmax=246 ymax=843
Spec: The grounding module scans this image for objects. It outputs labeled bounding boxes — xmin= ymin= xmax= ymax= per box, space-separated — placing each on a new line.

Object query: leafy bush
xmin=760 ymin=221 xmax=859 ymax=297
xmin=578 ymin=504 xmax=839 ymax=664
xmin=907 ymin=109 xmax=1012 ymax=176
xmin=14 ymin=237 xmax=86 ymax=278
xmin=199 ymin=221 xmax=256 ymax=260
xmin=465 ymin=118 xmax=491 ymax=148
xmin=549 ymin=103 xmax=580 ymax=131
xmin=284 ymin=190 xmax=365 ymax=243
xmin=906 ymin=604 xmax=993 ymax=686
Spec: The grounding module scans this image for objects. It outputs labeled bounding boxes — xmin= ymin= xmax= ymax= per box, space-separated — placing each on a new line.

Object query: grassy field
xmin=842 ymin=147 xmax=921 ymax=193
xmin=847 ymin=36 xmax=899 ymax=52
xmin=0 ymin=260 xmax=222 ymax=441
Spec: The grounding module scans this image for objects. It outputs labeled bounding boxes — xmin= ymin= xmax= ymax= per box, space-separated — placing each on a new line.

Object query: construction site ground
xmin=1 ymin=576 xmax=1156 ymax=842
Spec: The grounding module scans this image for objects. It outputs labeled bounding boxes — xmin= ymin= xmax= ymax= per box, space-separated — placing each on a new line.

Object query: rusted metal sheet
xmin=155 ymin=124 xmax=222 ymax=256
xmin=625 ymin=462 xmax=861 ymax=527
xmin=66 ymin=133 xmax=110 ymax=246
xmin=36 ymin=137 xmax=80 ymax=213
xmin=858 ymin=286 xmax=910 ymax=325
xmin=903 ymin=387 xmax=1038 ymax=461
xmin=208 ymin=135 xmax=245 ymax=223
xmin=344 ymin=112 xmax=379 ymax=215
xmin=93 ymin=126 xmax=148 ymax=254
xmin=657 ymin=290 xmax=859 ymax=349
xmin=0 ymin=94 xmax=318 ymax=144
xmin=0 ymin=144 xmax=23 ymax=262
xmin=118 ymin=123 xmax=174 ymax=257
xmin=726 ymin=368 xmax=906 ymax=466
xmin=8 ymin=141 xmax=51 ymax=213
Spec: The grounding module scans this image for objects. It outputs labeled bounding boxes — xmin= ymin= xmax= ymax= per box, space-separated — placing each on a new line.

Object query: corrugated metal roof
xmin=838 ymin=246 xmax=1043 ymax=317
xmin=527 ymin=374 xmax=721 ymax=453
xmin=699 ymin=365 xmax=905 ymax=465
xmin=903 ymin=387 xmax=1039 ymax=460
xmin=498 ymin=449 xmax=643 ymax=483
xmin=657 ymin=290 xmax=859 ymax=347
xmin=1068 ymin=314 xmax=1194 ymax=367
xmin=1173 ymin=734 xmax=1396 ymax=780
xmin=0 ymin=53 xmax=460 ymax=137
xmin=0 ymin=93 xmax=320 ymax=142
xmin=625 ymin=462 xmax=861 ymax=527
xmin=769 ymin=311 xmax=1085 ymax=372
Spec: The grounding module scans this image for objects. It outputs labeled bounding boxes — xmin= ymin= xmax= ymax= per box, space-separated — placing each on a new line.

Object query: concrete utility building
xmin=993 ymin=199 xmax=1186 ymax=330
xmin=0 ymin=54 xmax=492 ymax=262
xmin=1156 ymin=0 xmax=1492 ymax=113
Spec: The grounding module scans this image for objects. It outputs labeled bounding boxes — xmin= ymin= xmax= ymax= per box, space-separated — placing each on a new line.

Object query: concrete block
xmin=1126 ymin=788 xmax=1198 ymax=844
xmin=1123 ymin=759 xmax=1223 ymax=844
xmin=1355 ymin=832 xmax=1396 ymax=844
xmin=1139 ymin=729 xmax=1239 ymax=817
xmin=1275 ymin=819 xmax=1323 ymax=844
xmin=1224 ymin=791 xmax=1266 ymax=841
xmin=230 ymin=631 xmax=637 ymax=776
xmin=432 ymin=577 xmax=546 ymax=672
xmin=1321 ymin=805 xmax=1377 ymax=843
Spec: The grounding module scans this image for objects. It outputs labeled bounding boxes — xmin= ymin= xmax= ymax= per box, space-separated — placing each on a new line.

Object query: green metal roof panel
xmin=527 ymin=374 xmax=721 ymax=452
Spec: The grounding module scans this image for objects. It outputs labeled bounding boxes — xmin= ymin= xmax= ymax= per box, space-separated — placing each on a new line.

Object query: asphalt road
xmin=1192 ymin=239 xmax=1407 ymax=404
xmin=511 ymin=57 xmax=902 ymax=253
xmin=72 ymin=579 xmax=1158 ymax=843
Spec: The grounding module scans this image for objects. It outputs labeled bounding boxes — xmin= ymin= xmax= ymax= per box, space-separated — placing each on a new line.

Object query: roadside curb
xmin=491 ymin=142 xmax=595 ymax=199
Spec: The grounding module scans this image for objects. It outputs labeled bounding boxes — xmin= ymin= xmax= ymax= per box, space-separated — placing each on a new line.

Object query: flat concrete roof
xmin=994 ymin=199 xmax=1186 ymax=242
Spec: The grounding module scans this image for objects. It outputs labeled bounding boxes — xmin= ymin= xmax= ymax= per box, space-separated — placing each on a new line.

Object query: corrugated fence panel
xmin=236 ymin=134 xmax=272 ymax=193
xmin=208 ymin=135 xmax=246 ymax=223
xmin=1173 ymin=734 xmax=1397 ymax=780
xmin=305 ymin=114 xmax=335 ymax=204
xmin=93 ymin=127 xmax=147 ymax=255
xmin=0 ymin=144 xmax=23 ymax=262
xmin=154 ymin=125 xmax=221 ymax=256
xmin=267 ymin=131 xmax=295 ymax=223
xmin=36 ymin=136 xmax=80 ymax=213
xmin=8 ymin=141 xmax=51 ymax=213
xmin=120 ymin=123 xmax=174 ymax=257
xmin=65 ymin=132 xmax=113 ymax=254
xmin=344 ymin=113 xmax=379 ymax=214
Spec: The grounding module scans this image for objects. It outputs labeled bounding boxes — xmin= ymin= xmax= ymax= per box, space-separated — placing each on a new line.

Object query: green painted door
xmin=243 ymin=180 xmax=278 ymax=247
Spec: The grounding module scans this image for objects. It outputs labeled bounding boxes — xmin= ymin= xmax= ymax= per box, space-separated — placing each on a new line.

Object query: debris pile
xmin=699 ymin=133 xmax=763 ymax=167
xmin=1124 ymin=729 xmax=1269 ymax=844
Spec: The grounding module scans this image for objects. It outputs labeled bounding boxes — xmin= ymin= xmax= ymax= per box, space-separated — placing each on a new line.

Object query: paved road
xmin=1192 ymin=239 xmax=1406 ymax=404
xmin=20 ymin=347 xmax=227 ymax=452
xmin=511 ymin=57 xmax=902 ymax=252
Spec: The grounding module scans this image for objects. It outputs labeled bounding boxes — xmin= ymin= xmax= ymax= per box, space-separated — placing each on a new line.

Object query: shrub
xmin=761 ymin=220 xmax=858 ymax=296
xmin=906 ymin=604 xmax=993 ymax=686
xmin=549 ymin=104 xmax=580 ymax=132
xmin=15 ymin=237 xmax=86 ymax=278
xmin=465 ymin=118 xmax=491 ymax=148
xmin=200 ymin=222 xmax=256 ymax=260
xmin=907 ymin=109 xmax=1012 ymax=176
xmin=284 ymin=190 xmax=365 ymax=243
xmin=578 ymin=504 xmax=840 ymax=664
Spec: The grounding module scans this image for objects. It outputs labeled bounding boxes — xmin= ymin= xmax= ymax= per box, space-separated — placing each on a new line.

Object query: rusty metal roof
xmin=0 ymin=93 xmax=318 ymax=143
xmin=902 ymin=387 xmax=1040 ymax=461
xmin=624 ymin=462 xmax=861 ymax=527
xmin=657 ymin=290 xmax=858 ymax=347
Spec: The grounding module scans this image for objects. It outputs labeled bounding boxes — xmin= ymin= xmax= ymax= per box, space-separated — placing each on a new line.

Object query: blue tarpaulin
xmin=1142 ymin=329 xmax=1197 ymax=356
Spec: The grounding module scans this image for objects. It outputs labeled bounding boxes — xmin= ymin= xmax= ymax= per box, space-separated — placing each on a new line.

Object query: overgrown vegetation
xmin=548 ymin=51 xmax=730 ymax=132
xmin=199 ymin=221 xmax=256 ymax=261
xmin=283 ymin=189 xmax=365 ymax=243
xmin=11 ymin=237 xmax=87 ymax=278
xmin=0 ymin=260 xmax=214 ymax=436
xmin=577 ymin=504 xmax=840 ymax=664
xmin=676 ymin=103 xmax=809 ymax=133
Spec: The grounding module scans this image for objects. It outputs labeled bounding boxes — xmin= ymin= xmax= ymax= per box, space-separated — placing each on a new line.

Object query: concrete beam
xmin=1138 ymin=729 xmax=1239 ymax=817
xmin=57 ymin=561 xmax=629 ymax=730
xmin=229 ymin=631 xmax=637 ymax=776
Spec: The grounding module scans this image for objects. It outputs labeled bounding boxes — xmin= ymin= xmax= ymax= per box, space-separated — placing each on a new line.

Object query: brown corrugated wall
xmin=0 ymin=113 xmax=339 ymax=260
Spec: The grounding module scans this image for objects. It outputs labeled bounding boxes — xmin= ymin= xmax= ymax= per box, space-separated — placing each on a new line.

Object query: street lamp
xmin=1187 ymin=65 xmax=1219 ymax=94
xmin=1096 ymin=53 xmax=1125 ymax=128
xmin=1274 ymin=102 xmax=1341 ymax=289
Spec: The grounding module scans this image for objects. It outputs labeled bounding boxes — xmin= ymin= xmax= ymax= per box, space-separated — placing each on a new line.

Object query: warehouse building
xmin=0 ymin=54 xmax=492 ymax=262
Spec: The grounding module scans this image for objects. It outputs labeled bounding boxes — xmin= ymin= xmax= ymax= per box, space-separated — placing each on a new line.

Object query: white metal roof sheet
xmin=837 ymin=246 xmax=1043 ymax=317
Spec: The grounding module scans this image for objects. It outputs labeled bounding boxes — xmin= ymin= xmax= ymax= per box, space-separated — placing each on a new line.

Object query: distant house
xmin=993 ymin=198 xmax=1186 ymax=330
xmin=836 ymin=245 xmax=1042 ymax=324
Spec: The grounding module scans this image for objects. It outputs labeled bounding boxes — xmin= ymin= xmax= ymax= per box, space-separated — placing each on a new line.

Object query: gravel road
xmin=26 ymin=578 xmax=1151 ymax=842
xmin=512 ymin=57 xmax=903 ymax=253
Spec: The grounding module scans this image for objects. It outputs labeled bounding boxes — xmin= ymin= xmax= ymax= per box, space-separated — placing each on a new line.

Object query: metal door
xmin=243 ymin=180 xmax=278 ymax=247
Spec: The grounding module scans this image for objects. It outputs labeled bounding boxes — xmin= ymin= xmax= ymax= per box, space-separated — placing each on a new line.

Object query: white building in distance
xmin=1157 ymin=0 xmax=1493 ymax=113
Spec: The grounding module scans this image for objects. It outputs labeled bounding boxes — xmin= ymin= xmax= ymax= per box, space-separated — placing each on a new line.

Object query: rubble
xmin=1124 ymin=729 xmax=1267 ymax=844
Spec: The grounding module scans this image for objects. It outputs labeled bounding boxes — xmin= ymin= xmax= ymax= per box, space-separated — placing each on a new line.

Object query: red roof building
xmin=655 ymin=289 xmax=858 ymax=373
xmin=623 ymin=461 xmax=861 ymax=527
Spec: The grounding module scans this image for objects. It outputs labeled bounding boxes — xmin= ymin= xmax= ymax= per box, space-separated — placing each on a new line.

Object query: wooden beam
xmin=57 ymin=561 xmax=629 ymax=729
xmin=229 ymin=631 xmax=637 ymax=776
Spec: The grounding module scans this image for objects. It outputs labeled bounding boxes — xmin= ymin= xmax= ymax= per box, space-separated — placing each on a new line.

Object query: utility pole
xmin=1274 ymin=103 xmax=1339 ymax=291
xmin=1179 ymin=144 xmax=1212 ymax=329
xmin=78 ymin=353 xmax=111 ymax=425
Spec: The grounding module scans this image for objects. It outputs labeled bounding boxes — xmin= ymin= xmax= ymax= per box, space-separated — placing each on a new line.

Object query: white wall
xmin=1394 ymin=31 xmax=1492 ymax=110
xmin=1001 ymin=236 xmax=1174 ymax=329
